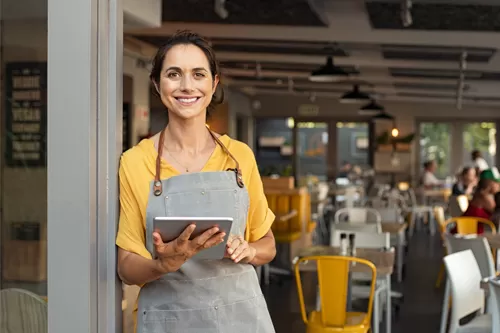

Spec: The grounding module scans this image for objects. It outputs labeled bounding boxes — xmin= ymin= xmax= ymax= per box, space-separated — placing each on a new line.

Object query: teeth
xmin=178 ymin=97 xmax=197 ymax=103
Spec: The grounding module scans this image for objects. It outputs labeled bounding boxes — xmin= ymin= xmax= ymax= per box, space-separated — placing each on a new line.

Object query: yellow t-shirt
xmin=116 ymin=134 xmax=275 ymax=260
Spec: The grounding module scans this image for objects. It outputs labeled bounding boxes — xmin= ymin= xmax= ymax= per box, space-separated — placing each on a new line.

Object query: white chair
xmin=440 ymin=235 xmax=496 ymax=333
xmin=334 ymin=207 xmax=382 ymax=225
xmin=375 ymin=207 xmax=403 ymax=223
xmin=487 ymin=277 xmax=500 ymax=333
xmin=0 ymin=288 xmax=48 ymax=333
xmin=406 ymin=188 xmax=436 ymax=236
xmin=443 ymin=250 xmax=491 ymax=333
xmin=330 ymin=221 xmax=381 ymax=243
xmin=444 ymin=235 xmax=495 ymax=279
xmin=330 ymin=230 xmax=393 ymax=333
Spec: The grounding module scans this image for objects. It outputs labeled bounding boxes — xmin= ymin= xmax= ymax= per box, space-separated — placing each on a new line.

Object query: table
xmin=482 ymin=233 xmax=500 ymax=249
xmin=382 ymin=222 xmax=408 ymax=283
xmin=296 ymin=246 xmax=395 ymax=333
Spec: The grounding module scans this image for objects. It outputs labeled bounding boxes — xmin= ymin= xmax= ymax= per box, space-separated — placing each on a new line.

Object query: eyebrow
xmin=165 ymin=66 xmax=209 ymax=72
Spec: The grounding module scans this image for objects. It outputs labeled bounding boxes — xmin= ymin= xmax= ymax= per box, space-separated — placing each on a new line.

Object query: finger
xmin=202 ymin=232 xmax=226 ymax=249
xmin=234 ymin=248 xmax=250 ymax=263
xmin=177 ymin=224 xmax=196 ymax=243
xmin=231 ymin=242 xmax=247 ymax=260
xmin=193 ymin=227 xmax=220 ymax=247
xmin=227 ymin=238 xmax=241 ymax=255
xmin=152 ymin=232 xmax=164 ymax=246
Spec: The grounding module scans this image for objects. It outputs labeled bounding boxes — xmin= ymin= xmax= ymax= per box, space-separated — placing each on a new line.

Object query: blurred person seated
xmin=452 ymin=166 xmax=477 ymax=196
xmin=420 ymin=160 xmax=443 ymax=189
xmin=471 ymin=149 xmax=489 ymax=173
xmin=460 ymin=178 xmax=497 ymax=234
xmin=479 ymin=167 xmax=500 ymax=193
xmin=338 ymin=160 xmax=352 ymax=178
xmin=489 ymin=192 xmax=500 ymax=228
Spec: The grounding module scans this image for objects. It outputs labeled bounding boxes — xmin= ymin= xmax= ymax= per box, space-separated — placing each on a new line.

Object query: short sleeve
xmin=245 ymin=156 xmax=275 ymax=243
xmin=116 ymin=155 xmax=152 ymax=259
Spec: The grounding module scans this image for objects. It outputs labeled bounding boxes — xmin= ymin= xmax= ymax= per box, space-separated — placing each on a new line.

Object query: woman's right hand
xmin=152 ymin=224 xmax=225 ymax=274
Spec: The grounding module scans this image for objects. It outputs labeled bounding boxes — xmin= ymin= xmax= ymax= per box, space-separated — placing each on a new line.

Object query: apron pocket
xmin=142 ymin=308 xmax=218 ymax=333
xmin=218 ymin=295 xmax=275 ymax=333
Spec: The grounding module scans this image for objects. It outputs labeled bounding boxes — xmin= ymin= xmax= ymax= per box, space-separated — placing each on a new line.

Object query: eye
xmin=194 ymin=72 xmax=206 ymax=78
xmin=167 ymin=72 xmax=180 ymax=78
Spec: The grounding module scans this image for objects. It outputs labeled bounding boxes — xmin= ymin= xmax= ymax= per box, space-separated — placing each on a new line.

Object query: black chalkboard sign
xmin=5 ymin=62 xmax=47 ymax=167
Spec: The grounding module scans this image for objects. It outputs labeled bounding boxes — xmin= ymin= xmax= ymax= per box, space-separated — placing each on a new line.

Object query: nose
xmin=180 ymin=74 xmax=194 ymax=92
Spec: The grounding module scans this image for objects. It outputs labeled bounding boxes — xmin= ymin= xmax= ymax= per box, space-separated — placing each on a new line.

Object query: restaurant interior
xmin=3 ymin=0 xmax=500 ymax=333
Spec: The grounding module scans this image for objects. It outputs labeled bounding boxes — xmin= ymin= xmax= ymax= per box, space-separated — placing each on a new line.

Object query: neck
xmin=164 ymin=114 xmax=211 ymax=153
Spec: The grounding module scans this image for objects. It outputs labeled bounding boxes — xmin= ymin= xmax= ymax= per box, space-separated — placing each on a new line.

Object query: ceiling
xmin=125 ymin=0 xmax=500 ymax=107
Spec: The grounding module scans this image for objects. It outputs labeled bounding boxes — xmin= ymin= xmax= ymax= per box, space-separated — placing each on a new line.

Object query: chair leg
xmin=435 ymin=263 xmax=445 ymax=289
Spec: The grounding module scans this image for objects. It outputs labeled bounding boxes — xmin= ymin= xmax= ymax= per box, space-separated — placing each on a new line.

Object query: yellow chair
xmin=294 ymin=256 xmax=376 ymax=333
xmin=443 ymin=216 xmax=497 ymax=235
xmin=433 ymin=206 xmax=447 ymax=288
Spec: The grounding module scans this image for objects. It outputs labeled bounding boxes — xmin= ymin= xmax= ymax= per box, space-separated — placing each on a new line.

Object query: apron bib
xmin=136 ymin=128 xmax=275 ymax=333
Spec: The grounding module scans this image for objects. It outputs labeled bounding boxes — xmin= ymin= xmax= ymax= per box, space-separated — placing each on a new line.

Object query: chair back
xmin=376 ymin=207 xmax=402 ymax=223
xmin=488 ymin=278 xmax=500 ymax=333
xmin=444 ymin=235 xmax=495 ymax=279
xmin=334 ymin=207 xmax=382 ymax=225
xmin=0 ymin=288 xmax=48 ymax=333
xmin=444 ymin=217 xmax=497 ymax=235
xmin=443 ymin=250 xmax=485 ymax=333
xmin=331 ymin=230 xmax=390 ymax=249
xmin=449 ymin=195 xmax=468 ymax=217
xmin=294 ymin=255 xmax=376 ymax=328
xmin=434 ymin=206 xmax=446 ymax=236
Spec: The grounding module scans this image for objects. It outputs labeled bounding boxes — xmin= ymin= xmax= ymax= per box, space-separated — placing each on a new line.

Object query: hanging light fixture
xmin=340 ymin=84 xmax=371 ymax=104
xmin=358 ymin=99 xmax=385 ymax=115
xmin=309 ymin=55 xmax=349 ymax=82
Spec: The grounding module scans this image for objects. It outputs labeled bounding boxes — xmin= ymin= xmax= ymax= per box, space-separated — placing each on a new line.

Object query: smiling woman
xmin=116 ymin=31 xmax=276 ymax=333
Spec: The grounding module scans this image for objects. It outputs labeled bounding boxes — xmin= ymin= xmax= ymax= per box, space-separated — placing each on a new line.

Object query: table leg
xmin=386 ymin=275 xmax=392 ymax=333
xmin=397 ymin=231 xmax=404 ymax=283
xmin=439 ymin=279 xmax=450 ymax=333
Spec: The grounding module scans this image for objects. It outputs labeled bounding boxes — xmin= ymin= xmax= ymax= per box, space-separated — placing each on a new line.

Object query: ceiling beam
xmin=129 ymin=22 xmax=500 ymax=49
xmin=215 ymin=51 xmax=498 ymax=71
xmin=250 ymin=88 xmax=500 ymax=107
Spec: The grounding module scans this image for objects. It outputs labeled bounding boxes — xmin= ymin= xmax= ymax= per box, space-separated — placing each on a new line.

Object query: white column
xmin=47 ymin=0 xmax=122 ymax=332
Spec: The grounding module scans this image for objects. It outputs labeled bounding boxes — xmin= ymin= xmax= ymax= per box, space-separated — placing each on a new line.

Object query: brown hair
xmin=149 ymin=30 xmax=224 ymax=115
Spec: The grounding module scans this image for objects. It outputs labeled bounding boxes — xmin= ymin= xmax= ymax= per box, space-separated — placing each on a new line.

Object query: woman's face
xmin=156 ymin=44 xmax=219 ymax=121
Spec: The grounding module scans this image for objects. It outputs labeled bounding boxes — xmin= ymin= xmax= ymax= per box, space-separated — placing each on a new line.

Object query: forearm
xmin=118 ymin=251 xmax=166 ymax=286
xmin=249 ymin=232 xmax=276 ymax=266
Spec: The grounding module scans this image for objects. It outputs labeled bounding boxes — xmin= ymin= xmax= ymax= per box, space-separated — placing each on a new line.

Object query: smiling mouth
xmin=175 ymin=97 xmax=201 ymax=105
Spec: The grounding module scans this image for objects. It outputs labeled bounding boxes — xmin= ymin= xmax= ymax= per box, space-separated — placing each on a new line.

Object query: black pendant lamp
xmin=309 ymin=56 xmax=349 ymax=82
xmin=358 ymin=99 xmax=385 ymax=115
xmin=340 ymin=84 xmax=371 ymax=104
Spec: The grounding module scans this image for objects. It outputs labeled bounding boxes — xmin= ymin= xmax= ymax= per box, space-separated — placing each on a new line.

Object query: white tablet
xmin=153 ymin=216 xmax=233 ymax=260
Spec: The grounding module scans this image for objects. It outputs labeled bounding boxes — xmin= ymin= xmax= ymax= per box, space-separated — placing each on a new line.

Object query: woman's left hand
xmin=225 ymin=235 xmax=256 ymax=264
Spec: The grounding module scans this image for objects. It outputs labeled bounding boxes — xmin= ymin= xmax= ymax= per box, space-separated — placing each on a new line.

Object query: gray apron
xmin=136 ymin=128 xmax=275 ymax=333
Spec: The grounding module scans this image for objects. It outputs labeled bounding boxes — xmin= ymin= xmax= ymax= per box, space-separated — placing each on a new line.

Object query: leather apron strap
xmin=153 ymin=127 xmax=244 ymax=196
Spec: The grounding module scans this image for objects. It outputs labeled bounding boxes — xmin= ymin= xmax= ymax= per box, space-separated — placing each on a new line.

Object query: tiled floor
xmin=264 ymin=231 xmax=446 ymax=333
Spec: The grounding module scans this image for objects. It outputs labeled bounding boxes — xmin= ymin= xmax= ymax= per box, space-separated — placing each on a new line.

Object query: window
xmin=419 ymin=122 xmax=451 ymax=178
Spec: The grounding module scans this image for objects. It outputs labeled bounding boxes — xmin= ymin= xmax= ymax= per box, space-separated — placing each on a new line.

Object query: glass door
xmin=462 ymin=122 xmax=496 ymax=168
xmin=296 ymin=121 xmax=329 ymax=185
xmin=336 ymin=122 xmax=369 ymax=181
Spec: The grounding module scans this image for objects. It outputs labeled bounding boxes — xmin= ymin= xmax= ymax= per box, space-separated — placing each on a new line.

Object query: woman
xmin=116 ymin=31 xmax=276 ymax=333
xmin=461 ymin=178 xmax=496 ymax=234
xmin=452 ymin=166 xmax=477 ymax=196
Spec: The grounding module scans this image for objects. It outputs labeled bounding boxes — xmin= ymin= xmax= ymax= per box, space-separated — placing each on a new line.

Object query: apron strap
xmin=153 ymin=127 xmax=244 ymax=196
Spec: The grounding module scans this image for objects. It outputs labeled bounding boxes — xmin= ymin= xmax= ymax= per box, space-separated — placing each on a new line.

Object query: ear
xmin=212 ymin=74 xmax=220 ymax=94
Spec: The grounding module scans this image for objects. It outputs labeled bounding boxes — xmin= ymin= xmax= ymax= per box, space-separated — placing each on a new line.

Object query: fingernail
xmin=231 ymin=255 xmax=236 ymax=259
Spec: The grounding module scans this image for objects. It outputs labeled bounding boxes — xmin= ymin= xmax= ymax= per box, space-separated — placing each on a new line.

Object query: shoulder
xmin=120 ymin=139 xmax=156 ymax=180
xmin=221 ymin=136 xmax=257 ymax=169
